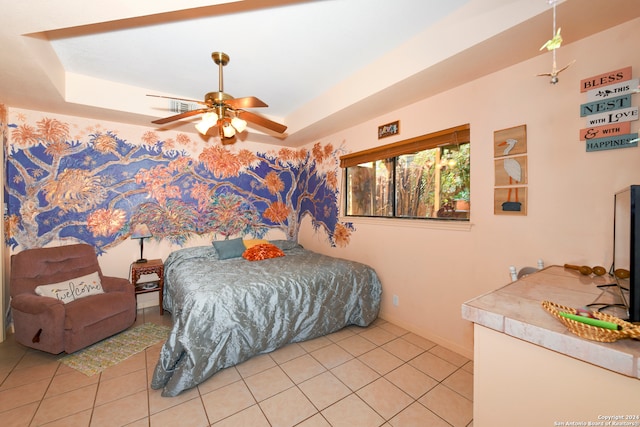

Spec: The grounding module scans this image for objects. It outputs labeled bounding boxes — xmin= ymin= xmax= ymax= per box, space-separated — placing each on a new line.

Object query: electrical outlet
xmin=392 ymin=295 xmax=399 ymax=306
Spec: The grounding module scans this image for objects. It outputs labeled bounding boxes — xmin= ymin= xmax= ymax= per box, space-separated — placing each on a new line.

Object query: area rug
xmin=59 ymin=323 xmax=171 ymax=376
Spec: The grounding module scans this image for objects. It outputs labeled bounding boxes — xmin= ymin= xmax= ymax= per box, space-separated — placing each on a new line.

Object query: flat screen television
xmin=613 ymin=185 xmax=639 ymax=323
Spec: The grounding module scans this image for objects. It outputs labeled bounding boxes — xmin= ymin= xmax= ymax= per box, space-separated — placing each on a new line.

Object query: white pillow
xmin=35 ymin=271 xmax=104 ymax=304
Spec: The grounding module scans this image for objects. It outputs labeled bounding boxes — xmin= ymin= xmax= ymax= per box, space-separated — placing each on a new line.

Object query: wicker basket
xmin=542 ymin=300 xmax=640 ymax=342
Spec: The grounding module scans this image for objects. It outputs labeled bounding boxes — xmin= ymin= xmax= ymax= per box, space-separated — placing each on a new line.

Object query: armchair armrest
xmin=101 ymin=276 xmax=134 ymax=294
xmin=11 ymin=293 xmax=64 ymax=315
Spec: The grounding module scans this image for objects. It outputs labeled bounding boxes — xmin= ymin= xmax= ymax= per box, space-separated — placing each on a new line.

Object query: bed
xmin=150 ymin=240 xmax=382 ymax=397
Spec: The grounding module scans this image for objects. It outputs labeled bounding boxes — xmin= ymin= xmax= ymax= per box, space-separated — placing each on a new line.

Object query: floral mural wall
xmin=3 ymin=107 xmax=354 ymax=254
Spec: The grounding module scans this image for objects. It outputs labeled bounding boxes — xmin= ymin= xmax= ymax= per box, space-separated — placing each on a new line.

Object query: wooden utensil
xmin=564 ymin=264 xmax=593 ymax=275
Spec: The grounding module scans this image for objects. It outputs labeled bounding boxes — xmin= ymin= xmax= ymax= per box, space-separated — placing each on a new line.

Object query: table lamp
xmin=131 ymin=223 xmax=152 ymax=263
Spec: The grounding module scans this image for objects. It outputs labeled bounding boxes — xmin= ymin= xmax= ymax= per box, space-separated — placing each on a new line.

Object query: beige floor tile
xmin=419 ymin=384 xmax=473 ymax=427
xmin=31 ymin=384 xmax=98 ymax=426
xmin=95 ymin=368 xmax=148 ymax=406
xmin=235 ymin=353 xmax=276 ymax=378
xmin=150 ymin=396 xmax=209 ymax=427
xmin=280 ymin=354 xmax=326 ymax=384
xmin=401 ymin=333 xmax=437 ymax=350
xmin=211 ymin=404 xmax=271 ymax=427
xmin=91 ymin=389 xmax=149 ymax=427
xmin=331 ymin=358 xmax=380 ymax=391
xmin=259 ymin=386 xmax=317 ymax=427
xmin=384 ymin=363 xmax=438 ymax=399
xmin=325 ymin=327 xmax=356 ymax=343
xmin=0 ymin=378 xmax=50 ymax=413
xmin=0 ymin=401 xmax=39 ymax=427
xmin=46 ymin=368 xmax=100 ymax=398
xmin=201 ymin=379 xmax=256 ymax=423
xmin=408 ymin=351 xmax=458 ymax=382
xmin=269 ymin=342 xmax=306 ymax=364
xmin=322 ymin=394 xmax=385 ymax=427
xmin=310 ymin=343 xmax=353 ymax=369
xmin=197 ymin=365 xmax=241 ymax=395
xmin=125 ymin=417 xmax=151 ymax=427
xmin=358 ymin=347 xmax=403 ymax=375
xmin=359 ymin=327 xmax=396 ymax=346
xmin=149 ymin=382 xmax=200 ymax=415
xmin=377 ymin=322 xmax=409 ymax=337
xmin=14 ymin=350 xmax=59 ymax=370
xmin=388 ymin=402 xmax=451 ymax=427
xmin=0 ymin=318 xmax=473 ymax=426
xmin=100 ymin=351 xmax=147 ymax=380
xmin=0 ymin=361 xmax=58 ymax=390
xmin=244 ymin=366 xmax=294 ymax=402
xmin=382 ymin=338 xmax=426 ymax=362
xmin=298 ymin=371 xmax=351 ymax=410
xmin=442 ymin=368 xmax=473 ymax=401
xmin=299 ymin=335 xmax=332 ymax=353
xmin=357 ymin=377 xmax=413 ymax=420
xmin=41 ymin=409 xmax=92 ymax=427
xmin=429 ymin=345 xmax=470 ymax=368
xmin=337 ymin=334 xmax=377 ymax=357
xmin=297 ymin=413 xmax=332 ymax=427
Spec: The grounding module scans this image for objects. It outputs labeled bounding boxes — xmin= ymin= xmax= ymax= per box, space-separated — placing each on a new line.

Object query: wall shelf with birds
xmin=493 ymin=124 xmax=528 ymax=215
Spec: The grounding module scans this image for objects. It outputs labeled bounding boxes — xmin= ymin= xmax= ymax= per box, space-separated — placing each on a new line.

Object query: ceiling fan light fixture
xmin=222 ymin=122 xmax=236 ymax=138
xmin=196 ymin=112 xmax=218 ymax=135
xmin=231 ymin=116 xmax=247 ymax=133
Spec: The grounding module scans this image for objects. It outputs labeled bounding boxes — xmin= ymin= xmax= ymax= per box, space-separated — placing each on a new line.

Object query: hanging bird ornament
xmin=537 ymin=0 xmax=574 ymax=84
xmin=540 ymin=27 xmax=563 ymax=51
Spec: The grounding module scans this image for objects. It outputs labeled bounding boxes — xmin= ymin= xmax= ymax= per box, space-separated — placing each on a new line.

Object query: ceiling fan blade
xmin=238 ymin=110 xmax=287 ymax=134
xmin=225 ymin=96 xmax=268 ymax=109
xmin=152 ymin=109 xmax=209 ymax=125
xmin=147 ymin=94 xmax=209 ymax=107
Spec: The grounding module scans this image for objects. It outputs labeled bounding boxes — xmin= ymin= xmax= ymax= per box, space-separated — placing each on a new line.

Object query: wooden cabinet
xmin=130 ymin=259 xmax=164 ymax=315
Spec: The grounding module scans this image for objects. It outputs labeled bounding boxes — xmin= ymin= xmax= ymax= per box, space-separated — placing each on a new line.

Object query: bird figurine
xmin=540 ymin=27 xmax=563 ymax=51
xmin=537 ymin=59 xmax=575 ymax=85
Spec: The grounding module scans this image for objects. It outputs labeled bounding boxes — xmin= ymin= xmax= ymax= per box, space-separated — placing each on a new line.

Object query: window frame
xmin=340 ymin=124 xmax=470 ymax=221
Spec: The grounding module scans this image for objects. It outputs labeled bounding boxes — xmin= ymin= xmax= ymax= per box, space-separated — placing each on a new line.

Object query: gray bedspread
xmin=150 ymin=242 xmax=382 ymax=396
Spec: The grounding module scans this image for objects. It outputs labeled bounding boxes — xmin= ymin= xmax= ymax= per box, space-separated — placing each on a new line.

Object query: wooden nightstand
xmin=130 ymin=259 xmax=164 ymax=315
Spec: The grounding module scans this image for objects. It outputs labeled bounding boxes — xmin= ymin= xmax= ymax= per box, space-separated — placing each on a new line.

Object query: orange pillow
xmin=242 ymin=243 xmax=285 ymax=261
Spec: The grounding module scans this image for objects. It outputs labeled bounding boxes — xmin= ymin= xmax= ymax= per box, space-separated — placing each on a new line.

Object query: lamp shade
xmin=131 ymin=223 xmax=152 ymax=239
xmin=231 ymin=116 xmax=247 ymax=133
xmin=195 ymin=112 xmax=219 ymax=135
xmin=222 ymin=123 xmax=236 ymax=138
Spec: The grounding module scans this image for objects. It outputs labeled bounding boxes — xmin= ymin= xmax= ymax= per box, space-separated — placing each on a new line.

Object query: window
xmin=341 ymin=124 xmax=470 ymax=220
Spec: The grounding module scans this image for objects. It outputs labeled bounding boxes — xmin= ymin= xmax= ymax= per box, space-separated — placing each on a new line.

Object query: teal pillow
xmin=213 ymin=238 xmax=246 ymax=260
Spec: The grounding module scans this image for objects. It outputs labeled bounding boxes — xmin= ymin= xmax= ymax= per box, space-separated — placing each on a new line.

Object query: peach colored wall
xmin=298 ymin=18 xmax=640 ymax=358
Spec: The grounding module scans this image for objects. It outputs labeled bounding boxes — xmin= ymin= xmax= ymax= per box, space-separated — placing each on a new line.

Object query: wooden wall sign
xmin=579 ymin=94 xmax=632 ymax=117
xmin=580 ymin=66 xmax=632 ymax=93
xmin=586 ymin=78 xmax=638 ymax=102
xmin=580 ymin=66 xmax=637 ymax=152
xmin=579 ymin=122 xmax=630 ymax=140
xmin=378 ymin=120 xmax=399 ymax=139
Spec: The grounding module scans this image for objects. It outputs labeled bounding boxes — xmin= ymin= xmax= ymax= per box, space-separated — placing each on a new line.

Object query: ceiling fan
xmin=148 ymin=52 xmax=287 ymax=140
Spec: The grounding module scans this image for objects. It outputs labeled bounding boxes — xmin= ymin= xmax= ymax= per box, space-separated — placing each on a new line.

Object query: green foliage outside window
xmin=346 ymin=142 xmax=470 ymax=220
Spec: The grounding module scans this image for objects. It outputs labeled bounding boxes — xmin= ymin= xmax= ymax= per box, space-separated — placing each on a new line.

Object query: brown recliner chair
xmin=10 ymin=243 xmax=136 ymax=354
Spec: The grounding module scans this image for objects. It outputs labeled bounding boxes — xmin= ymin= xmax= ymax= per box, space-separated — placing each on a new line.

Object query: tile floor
xmin=0 ymin=307 xmax=473 ymax=426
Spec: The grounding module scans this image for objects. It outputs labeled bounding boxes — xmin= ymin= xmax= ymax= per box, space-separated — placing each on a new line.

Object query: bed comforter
xmin=150 ymin=242 xmax=382 ymax=396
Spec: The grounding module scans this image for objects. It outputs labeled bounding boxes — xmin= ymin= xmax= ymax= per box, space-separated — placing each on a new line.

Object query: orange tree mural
xmin=5 ymin=116 xmax=354 ymax=252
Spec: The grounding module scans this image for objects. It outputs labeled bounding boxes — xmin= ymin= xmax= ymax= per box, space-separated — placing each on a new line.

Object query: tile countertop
xmin=462 ymin=265 xmax=640 ymax=379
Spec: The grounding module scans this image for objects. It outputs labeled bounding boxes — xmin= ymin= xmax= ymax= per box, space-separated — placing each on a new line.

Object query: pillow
xmin=242 ymin=243 xmax=285 ymax=261
xmin=243 ymin=238 xmax=269 ymax=249
xmin=212 ymin=237 xmax=246 ymax=260
xmin=270 ymin=239 xmax=302 ymax=251
xmin=35 ymin=271 xmax=103 ymax=304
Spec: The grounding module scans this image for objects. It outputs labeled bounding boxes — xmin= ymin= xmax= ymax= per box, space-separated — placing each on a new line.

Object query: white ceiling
xmin=1 ymin=0 xmax=639 ymax=147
